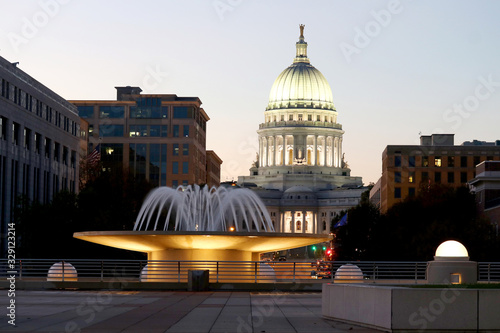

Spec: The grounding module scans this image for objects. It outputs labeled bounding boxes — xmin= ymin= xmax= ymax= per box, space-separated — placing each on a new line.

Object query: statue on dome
xmin=299 ymin=24 xmax=305 ymax=38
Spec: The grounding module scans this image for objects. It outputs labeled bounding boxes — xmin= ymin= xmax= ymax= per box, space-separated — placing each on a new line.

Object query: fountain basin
xmin=74 ymin=231 xmax=332 ymax=261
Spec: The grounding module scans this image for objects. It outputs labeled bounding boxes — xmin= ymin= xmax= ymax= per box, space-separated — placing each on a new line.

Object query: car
xmin=278 ymin=255 xmax=287 ymax=261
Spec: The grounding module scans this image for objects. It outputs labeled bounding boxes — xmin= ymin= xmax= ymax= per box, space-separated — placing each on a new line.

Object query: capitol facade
xmin=238 ymin=25 xmax=365 ymax=235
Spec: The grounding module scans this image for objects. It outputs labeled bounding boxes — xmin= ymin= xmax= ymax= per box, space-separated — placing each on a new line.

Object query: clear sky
xmin=1 ymin=0 xmax=500 ymax=185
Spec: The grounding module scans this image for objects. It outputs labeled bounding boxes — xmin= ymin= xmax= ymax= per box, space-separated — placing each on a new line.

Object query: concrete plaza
xmin=0 ymin=290 xmax=381 ymax=333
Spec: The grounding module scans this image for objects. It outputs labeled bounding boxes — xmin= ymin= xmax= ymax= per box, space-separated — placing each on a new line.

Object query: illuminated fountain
xmin=74 ymin=185 xmax=331 ymax=280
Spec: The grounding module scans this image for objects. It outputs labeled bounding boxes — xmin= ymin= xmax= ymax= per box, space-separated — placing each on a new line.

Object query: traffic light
xmin=312 ymin=246 xmax=316 ymax=251
xmin=322 ymin=246 xmax=326 ymax=251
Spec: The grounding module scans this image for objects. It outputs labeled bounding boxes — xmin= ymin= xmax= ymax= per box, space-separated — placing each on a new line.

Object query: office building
xmin=372 ymin=134 xmax=500 ymax=213
xmin=0 ymin=56 xmax=81 ymax=253
xmin=71 ymin=87 xmax=221 ymax=188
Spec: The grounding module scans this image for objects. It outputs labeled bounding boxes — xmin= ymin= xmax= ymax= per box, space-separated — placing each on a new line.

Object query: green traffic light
xmin=322 ymin=246 xmax=326 ymax=251
xmin=312 ymin=246 xmax=316 ymax=251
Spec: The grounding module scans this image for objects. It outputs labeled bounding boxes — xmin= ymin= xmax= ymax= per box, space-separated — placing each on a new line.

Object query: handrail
xmin=1 ymin=259 xmax=499 ymax=283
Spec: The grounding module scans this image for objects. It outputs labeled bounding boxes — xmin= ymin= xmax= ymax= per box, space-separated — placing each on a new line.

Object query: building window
xmin=394 ymin=187 xmax=401 ymax=198
xmin=182 ymin=161 xmax=188 ymax=174
xmin=173 ymin=106 xmax=193 ymax=118
xmin=172 ymin=180 xmax=178 ymax=187
xmin=434 ymin=156 xmax=442 ymax=167
xmin=307 ymin=114 xmax=312 ymax=121
xmin=99 ymin=106 xmax=125 ymax=118
xmin=394 ymin=155 xmax=401 ymax=167
xmin=289 ymin=114 xmax=293 ymax=121
xmin=448 ymin=172 xmax=455 ymax=183
xmin=172 ymin=162 xmax=179 ymax=174
xmin=409 ymin=156 xmax=415 ymax=167
xmin=487 ymin=156 xmax=494 ymax=161
xmin=0 ymin=116 xmax=7 ymax=140
xmin=280 ymin=115 xmax=284 ymax=121
xmin=421 ymin=171 xmax=429 ymax=182
xmin=395 ymin=171 xmax=401 ymax=183
xmin=460 ymin=156 xmax=467 ymax=167
xmin=183 ymin=125 xmax=189 ymax=137
xmin=44 ymin=138 xmax=51 ymax=158
xmin=24 ymin=128 xmax=31 ymax=150
xmin=129 ymin=125 xmax=148 ymax=137
xmin=298 ymin=114 xmax=303 ymax=121
xmin=460 ymin=172 xmax=468 ymax=183
xmin=12 ymin=122 xmax=20 ymax=145
xmin=35 ymin=133 xmax=41 ymax=154
xmin=63 ymin=146 xmax=68 ymax=165
xmin=173 ymin=125 xmax=179 ymax=137
xmin=408 ymin=187 xmax=416 ymax=197
xmin=173 ymin=144 xmax=179 ymax=156
xmin=408 ymin=171 xmax=415 ymax=183
xmin=182 ymin=180 xmax=188 ymax=186
xmin=473 ymin=156 xmax=481 ymax=167
xmin=448 ymin=156 xmax=455 ymax=167
xmin=130 ymin=98 xmax=166 ymax=118
xmin=99 ymin=124 xmax=124 ymax=137
xmin=77 ymin=106 xmax=94 ymax=118
xmin=182 ymin=144 xmax=189 ymax=156
xmin=317 ymin=115 xmax=320 ymax=121
xmin=435 ymin=172 xmax=441 ymax=183
xmin=54 ymin=142 xmax=60 ymax=162
xmin=422 ymin=156 xmax=429 ymax=167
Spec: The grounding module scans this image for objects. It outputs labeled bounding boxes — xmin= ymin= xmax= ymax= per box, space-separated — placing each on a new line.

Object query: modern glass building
xmin=71 ymin=87 xmax=221 ymax=187
xmin=0 ymin=55 xmax=81 ymax=254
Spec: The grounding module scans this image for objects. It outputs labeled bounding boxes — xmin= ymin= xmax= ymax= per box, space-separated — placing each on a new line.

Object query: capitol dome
xmin=266 ymin=26 xmax=336 ymax=112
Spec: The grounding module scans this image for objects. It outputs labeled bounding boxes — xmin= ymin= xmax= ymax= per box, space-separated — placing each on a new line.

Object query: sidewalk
xmin=1 ymin=290 xmax=381 ymax=332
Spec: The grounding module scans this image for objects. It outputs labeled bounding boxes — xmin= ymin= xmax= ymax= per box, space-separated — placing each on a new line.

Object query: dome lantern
xmin=294 ymin=24 xmax=310 ymax=64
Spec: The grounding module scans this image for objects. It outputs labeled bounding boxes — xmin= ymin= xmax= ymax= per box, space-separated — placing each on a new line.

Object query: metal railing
xmin=1 ymin=259 xmax=499 ymax=284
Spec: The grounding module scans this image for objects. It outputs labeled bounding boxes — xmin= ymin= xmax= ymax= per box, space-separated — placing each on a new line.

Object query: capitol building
xmin=238 ymin=25 xmax=365 ymax=235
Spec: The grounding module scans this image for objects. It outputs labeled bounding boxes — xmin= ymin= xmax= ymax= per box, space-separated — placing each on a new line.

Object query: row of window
xmin=91 ymin=124 xmax=191 ymax=138
xmin=394 ymin=155 xmax=495 ymax=168
xmin=1 ymin=78 xmax=79 ymax=137
xmin=0 ymin=116 xmax=76 ymax=167
xmin=394 ymin=171 xmax=470 ymax=184
xmin=78 ymin=105 xmax=197 ymax=120
xmin=266 ymin=113 xmax=336 ymax=123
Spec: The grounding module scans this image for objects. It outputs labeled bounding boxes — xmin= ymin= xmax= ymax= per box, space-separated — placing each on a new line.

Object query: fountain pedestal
xmin=74 ymin=231 xmax=332 ymax=282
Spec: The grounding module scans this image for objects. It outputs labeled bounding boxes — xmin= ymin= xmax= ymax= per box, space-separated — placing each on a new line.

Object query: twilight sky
xmin=1 ymin=0 xmax=500 ymax=185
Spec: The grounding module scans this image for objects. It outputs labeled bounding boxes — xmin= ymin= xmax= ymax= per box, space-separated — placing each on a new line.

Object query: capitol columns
xmin=313 ymin=135 xmax=317 ymax=166
xmin=323 ymin=135 xmax=327 ymax=166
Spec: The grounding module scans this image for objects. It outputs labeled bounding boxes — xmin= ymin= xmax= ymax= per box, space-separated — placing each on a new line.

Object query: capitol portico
xmin=238 ymin=25 xmax=365 ymax=237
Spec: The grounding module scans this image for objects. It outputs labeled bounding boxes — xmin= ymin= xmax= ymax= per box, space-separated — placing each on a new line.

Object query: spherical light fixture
xmin=47 ymin=262 xmax=78 ymax=282
xmin=435 ymin=240 xmax=469 ymax=261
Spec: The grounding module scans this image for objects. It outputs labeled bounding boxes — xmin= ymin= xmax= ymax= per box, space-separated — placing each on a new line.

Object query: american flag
xmin=87 ymin=144 xmax=101 ymax=165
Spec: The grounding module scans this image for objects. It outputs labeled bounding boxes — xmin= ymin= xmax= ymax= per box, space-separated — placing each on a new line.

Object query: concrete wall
xmin=322 ymin=284 xmax=500 ymax=332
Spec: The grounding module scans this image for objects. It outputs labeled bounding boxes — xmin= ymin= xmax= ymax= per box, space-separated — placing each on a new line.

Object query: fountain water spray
xmin=134 ymin=185 xmax=274 ymax=232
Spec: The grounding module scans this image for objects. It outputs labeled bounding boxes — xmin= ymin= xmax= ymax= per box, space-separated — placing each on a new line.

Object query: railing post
xmin=254 ymin=262 xmax=258 ymax=283
xmin=293 ymin=262 xmax=296 ymax=282
xmin=178 ymin=261 xmax=181 ymax=283
xmin=488 ymin=263 xmax=491 ymax=283
xmin=62 ymin=260 xmax=65 ymax=282
xmin=415 ymin=263 xmax=418 ymax=284
xmin=19 ymin=260 xmax=22 ymax=280
xmin=216 ymin=261 xmax=219 ymax=283
xmin=101 ymin=261 xmax=104 ymax=282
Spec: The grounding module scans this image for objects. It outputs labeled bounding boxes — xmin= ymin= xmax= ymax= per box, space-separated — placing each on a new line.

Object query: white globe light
xmin=435 ymin=240 xmax=469 ymax=258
